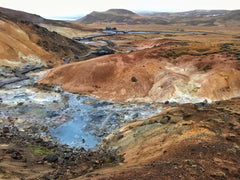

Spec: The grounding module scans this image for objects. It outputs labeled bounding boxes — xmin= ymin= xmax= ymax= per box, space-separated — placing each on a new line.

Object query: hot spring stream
xmin=0 ymin=70 xmax=161 ymax=149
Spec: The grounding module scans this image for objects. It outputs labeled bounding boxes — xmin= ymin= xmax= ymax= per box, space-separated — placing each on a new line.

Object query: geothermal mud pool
xmin=0 ymin=69 xmax=162 ymax=149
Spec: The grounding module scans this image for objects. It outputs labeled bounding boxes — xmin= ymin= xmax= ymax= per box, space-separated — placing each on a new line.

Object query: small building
xmin=105 ymin=26 xmax=117 ymax=31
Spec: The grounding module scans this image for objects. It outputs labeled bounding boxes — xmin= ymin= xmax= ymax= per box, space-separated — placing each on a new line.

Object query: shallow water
xmin=50 ymin=93 xmax=161 ymax=149
xmin=0 ymin=72 xmax=162 ymax=149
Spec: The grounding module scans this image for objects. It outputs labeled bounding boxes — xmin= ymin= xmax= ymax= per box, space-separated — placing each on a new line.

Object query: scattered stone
xmin=117 ymin=134 xmax=124 ymax=140
xmin=31 ymin=126 xmax=38 ymax=133
xmin=131 ymin=76 xmax=137 ymax=82
xmin=3 ymin=127 xmax=10 ymax=134
xmin=17 ymin=102 xmax=24 ymax=106
xmin=11 ymin=151 xmax=23 ymax=160
xmin=129 ymin=126 xmax=134 ymax=129
xmin=42 ymin=154 xmax=58 ymax=163
xmin=164 ymin=101 xmax=169 ymax=105
xmin=226 ymin=133 xmax=236 ymax=142
xmin=161 ymin=116 xmax=171 ymax=124
xmin=194 ymin=99 xmax=208 ymax=108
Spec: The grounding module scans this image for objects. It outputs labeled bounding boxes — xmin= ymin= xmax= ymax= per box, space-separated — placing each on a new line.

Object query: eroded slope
xmin=78 ymin=98 xmax=240 ymax=179
xmin=41 ymin=39 xmax=240 ymax=103
xmin=0 ymin=12 xmax=89 ymax=67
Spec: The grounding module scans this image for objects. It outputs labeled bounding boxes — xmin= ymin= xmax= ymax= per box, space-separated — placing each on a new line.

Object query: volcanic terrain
xmin=41 ymin=38 xmax=240 ymax=103
xmin=0 ymin=10 xmax=90 ymax=67
xmin=0 ymin=6 xmax=240 ymax=180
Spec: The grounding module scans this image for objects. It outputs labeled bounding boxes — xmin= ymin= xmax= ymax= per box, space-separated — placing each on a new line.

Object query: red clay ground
xmin=40 ymin=38 xmax=240 ymax=103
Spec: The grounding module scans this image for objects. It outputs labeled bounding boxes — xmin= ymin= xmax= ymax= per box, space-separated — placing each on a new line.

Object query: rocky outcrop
xmin=81 ymin=46 xmax=115 ymax=57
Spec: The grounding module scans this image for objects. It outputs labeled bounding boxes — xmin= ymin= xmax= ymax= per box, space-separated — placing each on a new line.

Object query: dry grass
xmin=40 ymin=24 xmax=96 ymax=38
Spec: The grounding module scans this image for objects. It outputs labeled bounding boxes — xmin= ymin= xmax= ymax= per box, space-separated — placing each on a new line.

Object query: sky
xmin=0 ymin=0 xmax=240 ymax=19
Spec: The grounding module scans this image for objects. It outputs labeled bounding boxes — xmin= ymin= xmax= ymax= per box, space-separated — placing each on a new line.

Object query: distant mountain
xmin=220 ymin=10 xmax=240 ymax=21
xmin=106 ymin=9 xmax=136 ymax=15
xmin=76 ymin=9 xmax=158 ymax=25
xmin=141 ymin=9 xmax=240 ymax=26
xmin=76 ymin=9 xmax=240 ymax=26
xmin=141 ymin=10 xmax=229 ymax=18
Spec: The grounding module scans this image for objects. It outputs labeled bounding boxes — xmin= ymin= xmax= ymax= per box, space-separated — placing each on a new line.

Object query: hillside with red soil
xmin=41 ymin=39 xmax=240 ymax=103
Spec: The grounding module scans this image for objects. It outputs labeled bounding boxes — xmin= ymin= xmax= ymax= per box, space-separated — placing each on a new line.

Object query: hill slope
xmin=0 ymin=7 xmax=46 ymax=24
xmin=40 ymin=39 xmax=240 ymax=103
xmin=0 ymin=12 xmax=89 ymax=67
xmin=0 ymin=6 xmax=96 ymax=35
xmin=76 ymin=9 xmax=153 ymax=25
xmin=76 ymin=9 xmax=240 ymax=27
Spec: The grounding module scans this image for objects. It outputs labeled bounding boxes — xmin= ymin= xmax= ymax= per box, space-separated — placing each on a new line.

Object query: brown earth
xmin=40 ymin=38 xmax=240 ymax=102
xmin=0 ymin=12 xmax=89 ymax=67
xmin=0 ymin=143 xmax=54 ymax=179
xmin=1 ymin=99 xmax=239 ymax=180
xmin=76 ymin=98 xmax=240 ymax=179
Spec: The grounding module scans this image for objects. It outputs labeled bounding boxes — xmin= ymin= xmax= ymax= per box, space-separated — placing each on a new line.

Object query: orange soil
xmin=40 ymin=39 xmax=240 ymax=102
xmin=0 ymin=16 xmax=56 ymax=66
xmin=0 ymin=13 xmax=89 ymax=67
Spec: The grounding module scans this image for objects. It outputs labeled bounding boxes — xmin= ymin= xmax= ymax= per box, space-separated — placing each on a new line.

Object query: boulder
xmin=43 ymin=154 xmax=58 ymax=163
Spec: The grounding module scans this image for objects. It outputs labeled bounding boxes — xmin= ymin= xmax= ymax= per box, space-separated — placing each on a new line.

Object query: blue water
xmin=0 ymin=69 xmax=162 ymax=150
xmin=50 ymin=93 xmax=161 ymax=149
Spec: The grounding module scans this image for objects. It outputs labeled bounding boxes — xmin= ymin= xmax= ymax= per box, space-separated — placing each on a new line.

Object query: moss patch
xmin=29 ymin=146 xmax=53 ymax=155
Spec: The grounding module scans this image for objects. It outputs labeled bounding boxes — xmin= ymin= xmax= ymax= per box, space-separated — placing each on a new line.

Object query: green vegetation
xmin=29 ymin=146 xmax=52 ymax=155
xmin=159 ymin=40 xmax=240 ymax=59
xmin=220 ymin=43 xmax=240 ymax=57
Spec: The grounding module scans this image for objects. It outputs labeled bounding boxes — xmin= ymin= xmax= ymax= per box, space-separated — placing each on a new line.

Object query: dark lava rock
xmin=94 ymin=46 xmax=115 ymax=56
xmin=164 ymin=101 xmax=169 ymax=104
xmin=11 ymin=151 xmax=23 ymax=160
xmin=194 ymin=99 xmax=208 ymax=108
xmin=17 ymin=102 xmax=24 ymax=106
xmin=132 ymin=113 xmax=139 ymax=119
xmin=131 ymin=76 xmax=137 ymax=82
xmin=3 ymin=127 xmax=10 ymax=134
xmin=46 ymin=111 xmax=59 ymax=118
xmin=5 ymin=149 xmax=23 ymax=160
xmin=31 ymin=126 xmax=39 ymax=133
xmin=92 ymin=101 xmax=114 ymax=108
xmin=43 ymin=154 xmax=58 ymax=163
xmin=117 ymin=134 xmax=124 ymax=140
